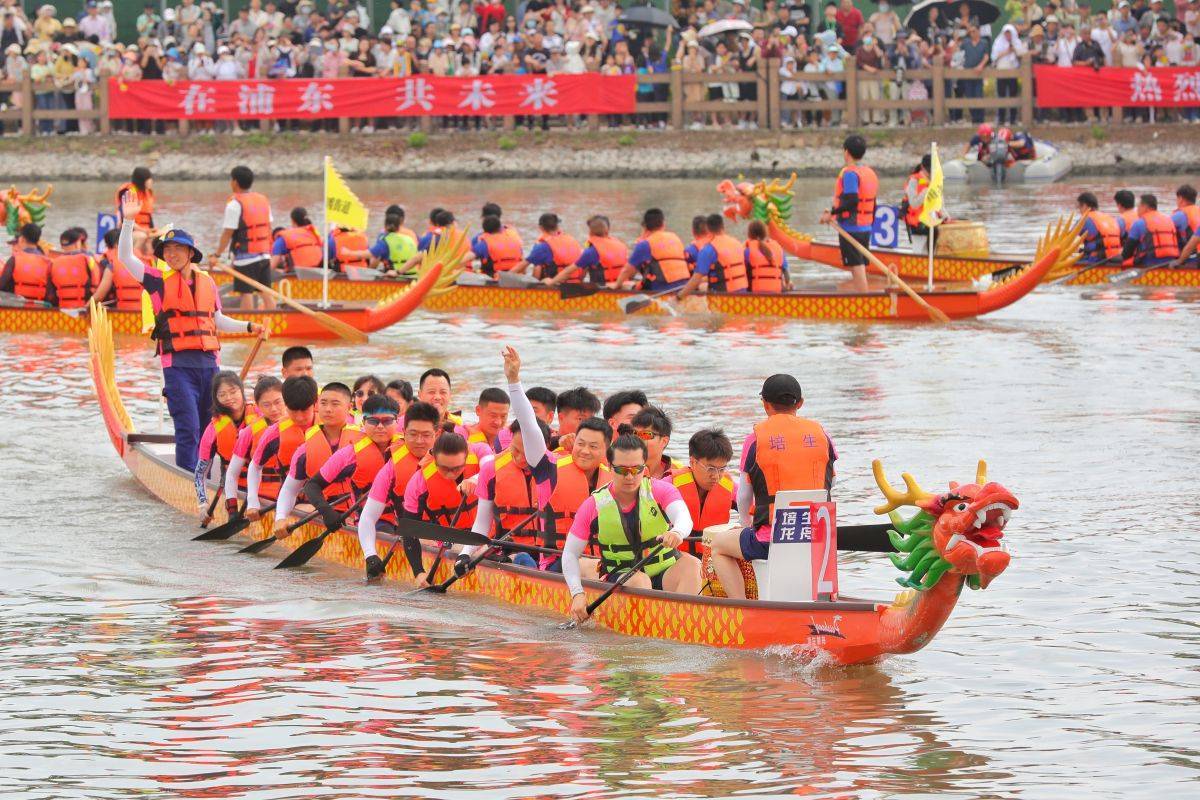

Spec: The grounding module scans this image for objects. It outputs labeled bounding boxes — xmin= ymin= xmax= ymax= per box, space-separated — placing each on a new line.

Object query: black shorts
xmin=232 ymin=258 xmax=271 ymax=294
xmin=839 ymin=230 xmax=872 ymax=268
xmin=602 ymin=569 xmax=666 ymax=591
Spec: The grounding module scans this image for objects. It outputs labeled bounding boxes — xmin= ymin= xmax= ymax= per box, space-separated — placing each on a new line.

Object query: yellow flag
xmin=324 ymin=156 xmax=369 ymax=232
xmin=919 ymin=143 xmax=943 ymax=228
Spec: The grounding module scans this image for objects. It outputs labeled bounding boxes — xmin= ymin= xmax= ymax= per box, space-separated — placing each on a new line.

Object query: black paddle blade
xmin=559 ymin=283 xmax=599 ymax=300
xmin=623 ymin=299 xmax=653 ymax=315
xmin=237 ymin=537 xmax=277 ymax=555
xmin=391 ymin=518 xmax=493 ymax=548
xmin=273 ymin=530 xmax=332 ymax=569
xmin=193 ymin=516 xmax=250 ymax=541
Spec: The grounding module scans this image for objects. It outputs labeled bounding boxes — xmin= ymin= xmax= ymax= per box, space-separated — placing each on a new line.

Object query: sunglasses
xmin=612 ymin=464 xmax=645 ymax=477
xmin=354 ymin=389 xmax=378 ymax=398
xmin=632 ymin=429 xmax=658 ymax=441
xmin=362 ymin=415 xmax=397 ymax=427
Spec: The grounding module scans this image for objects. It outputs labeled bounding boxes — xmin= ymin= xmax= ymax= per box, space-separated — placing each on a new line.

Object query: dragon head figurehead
xmin=716 ymin=174 xmax=799 ymax=226
xmin=873 ymin=460 xmax=1017 ymax=591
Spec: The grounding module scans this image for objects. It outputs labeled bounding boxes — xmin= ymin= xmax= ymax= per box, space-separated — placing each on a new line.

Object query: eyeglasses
xmin=632 ymin=428 xmax=658 ymax=441
xmin=354 ymin=389 xmax=378 ymax=398
xmin=437 ymin=463 xmax=466 ymax=476
xmin=612 ymin=464 xmax=645 ymax=477
xmin=362 ymin=415 xmax=397 ymax=427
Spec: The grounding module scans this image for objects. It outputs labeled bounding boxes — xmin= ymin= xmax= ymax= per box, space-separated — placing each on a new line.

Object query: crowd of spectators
xmin=0 ymin=0 xmax=1196 ymax=134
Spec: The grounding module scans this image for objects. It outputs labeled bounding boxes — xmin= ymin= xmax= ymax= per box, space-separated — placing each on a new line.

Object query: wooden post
xmin=502 ymin=115 xmax=515 ymax=131
xmin=20 ymin=73 xmax=32 ymax=137
xmin=98 ymin=79 xmax=110 ymax=135
xmin=931 ymin=60 xmax=945 ymax=126
xmin=588 ymin=113 xmax=600 ymax=131
xmin=339 ymin=116 xmax=350 ymax=134
xmin=670 ymin=69 xmax=683 ymax=130
xmin=419 ymin=115 xmax=432 ymax=133
xmin=1019 ymin=54 xmax=1034 ymax=128
xmin=756 ymin=59 xmax=768 ymax=129
xmin=845 ymin=62 xmax=859 ymax=127
xmin=767 ymin=57 xmax=781 ymax=131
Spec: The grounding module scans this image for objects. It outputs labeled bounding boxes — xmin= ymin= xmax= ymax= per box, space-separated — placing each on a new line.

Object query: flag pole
xmin=926 ymin=142 xmax=937 ymax=292
xmin=322 ymin=155 xmax=330 ymax=309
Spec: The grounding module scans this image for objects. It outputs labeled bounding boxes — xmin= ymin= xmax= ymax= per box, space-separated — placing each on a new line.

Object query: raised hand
xmin=502 ymin=345 xmax=520 ymax=384
xmin=120 ymin=191 xmax=142 ymax=222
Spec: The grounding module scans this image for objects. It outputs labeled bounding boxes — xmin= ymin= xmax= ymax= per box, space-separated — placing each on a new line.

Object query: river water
xmin=0 ymin=174 xmax=1198 ymax=798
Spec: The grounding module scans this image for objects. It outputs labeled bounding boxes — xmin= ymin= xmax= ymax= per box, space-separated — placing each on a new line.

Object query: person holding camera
xmin=1072 ymin=26 xmax=1105 ymax=123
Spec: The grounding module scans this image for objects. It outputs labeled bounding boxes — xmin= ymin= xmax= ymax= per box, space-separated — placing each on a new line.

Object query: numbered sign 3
xmin=871 ymin=205 xmax=901 ymax=250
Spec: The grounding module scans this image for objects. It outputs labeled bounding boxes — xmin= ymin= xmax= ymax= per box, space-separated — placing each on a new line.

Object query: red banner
xmin=1035 ymin=65 xmax=1200 ymax=108
xmin=107 ymin=74 xmax=637 ymax=120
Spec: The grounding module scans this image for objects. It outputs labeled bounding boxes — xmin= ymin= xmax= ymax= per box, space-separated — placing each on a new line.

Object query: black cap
xmin=761 ymin=374 xmax=802 ymax=405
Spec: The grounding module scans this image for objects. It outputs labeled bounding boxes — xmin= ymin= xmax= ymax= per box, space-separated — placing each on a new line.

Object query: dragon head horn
xmin=872 ymin=460 xmax=933 ymax=515
xmin=975 ymin=459 xmax=987 ymax=486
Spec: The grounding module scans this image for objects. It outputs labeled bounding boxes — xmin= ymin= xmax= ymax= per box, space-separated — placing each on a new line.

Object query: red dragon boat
xmin=89 ymin=304 xmax=1021 ymax=664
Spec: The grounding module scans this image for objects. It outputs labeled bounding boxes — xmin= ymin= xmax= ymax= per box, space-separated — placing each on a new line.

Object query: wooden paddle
xmin=235 ymin=493 xmax=351 ymax=554
xmin=1108 ymin=260 xmax=1174 ymax=285
xmin=620 ymin=286 xmax=680 ymax=315
xmin=215 ymin=263 xmax=369 ymax=343
xmin=423 ymin=511 xmax=541 ymax=594
xmin=238 ymin=331 xmax=267 ymax=382
xmin=559 ymin=283 xmax=601 ymax=300
xmin=193 ymin=501 xmax=276 ymax=540
xmin=829 ymin=222 xmax=951 ymax=323
xmin=1048 ymin=254 xmax=1124 ymax=287
xmin=557 ymin=542 xmax=669 ymax=630
xmin=273 ymin=494 xmax=369 ymax=569
xmin=199 ymin=485 xmax=223 ymax=528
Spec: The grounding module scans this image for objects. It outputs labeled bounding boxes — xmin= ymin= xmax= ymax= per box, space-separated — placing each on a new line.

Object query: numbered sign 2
xmin=871 ymin=205 xmax=901 ymax=249
xmin=96 ymin=213 xmax=118 ymax=254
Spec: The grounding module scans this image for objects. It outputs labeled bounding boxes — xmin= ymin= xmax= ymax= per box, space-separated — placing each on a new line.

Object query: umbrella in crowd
xmin=696 ymin=19 xmax=753 ymax=38
xmin=618 ymin=5 xmax=680 ymax=29
xmin=904 ymin=0 xmax=1001 ymax=30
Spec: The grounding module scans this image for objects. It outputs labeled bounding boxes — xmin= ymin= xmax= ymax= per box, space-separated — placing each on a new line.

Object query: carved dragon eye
xmin=953 ymin=501 xmax=970 ymax=512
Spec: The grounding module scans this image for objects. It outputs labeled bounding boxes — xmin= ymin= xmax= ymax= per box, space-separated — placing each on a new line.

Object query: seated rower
xmin=467 ymin=387 xmax=513 ymax=454
xmin=552 ymin=386 xmax=601 ymax=453
xmin=684 ymin=214 xmax=712 ymax=271
xmin=193 ymin=371 xmax=257 ymax=513
xmin=671 ymin=428 xmax=736 ymax=557
xmin=708 ymin=374 xmax=836 ymax=600
xmin=678 ymin=214 xmax=749 ymax=299
xmin=98 ymin=228 xmax=142 ymax=312
xmin=0 ymin=223 xmax=56 ymax=305
xmin=1171 ymin=184 xmax=1200 ymax=250
xmin=544 ymin=416 xmax=613 ymax=576
xmin=270 ymin=382 xmax=357 ymax=529
xmin=745 ymin=220 xmax=789 ymax=293
xmin=400 ymin=431 xmax=479 ymax=530
xmin=386 ymin=379 xmax=413 ymax=415
xmin=1120 ymin=193 xmax=1180 ymax=268
xmin=563 ymin=428 xmax=702 ymax=623
xmin=358 ymin=401 xmax=444 ymax=580
xmin=364 ymin=212 xmax=418 ymax=273
xmin=386 ymin=204 xmax=419 ymax=244
xmin=603 ymin=389 xmax=647 ymax=435
xmin=417 ymin=368 xmax=467 ymax=432
xmin=301 ymin=395 xmax=402 ymax=533
xmin=608 ymin=208 xmax=689 ymax=292
xmin=243 ymin=376 xmax=319 ymax=519
xmin=1076 ymin=192 xmax=1124 ymax=265
xmin=50 ymin=226 xmax=102 ymax=309
xmin=215 ymin=376 xmax=285 ymax=525
xmin=352 ymin=375 xmax=385 ymax=420
xmin=280 ymin=346 xmax=315 ymax=380
xmin=400 ymin=209 xmax=460 ymax=274
xmin=630 ymin=405 xmax=683 ymax=479
xmin=525 ymin=386 xmax=558 ymax=428
xmin=270 ymin=207 xmax=324 ymax=274
xmin=1114 ymin=190 xmax=1138 ymax=241
xmin=328 ymin=225 xmax=372 ymax=273
xmin=514 ymin=213 xmax=583 ymax=282
xmin=567 ymin=215 xmax=628 ymax=287
xmin=473 ymin=214 xmax=523 ymax=276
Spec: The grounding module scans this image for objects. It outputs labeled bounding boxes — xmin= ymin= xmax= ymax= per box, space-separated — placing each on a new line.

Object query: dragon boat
xmin=89 ymin=303 xmax=1020 ymax=663
xmin=718 ymin=176 xmax=1200 ymax=288
xmin=211 ymin=219 xmax=1077 ymax=322
xmin=0 ymin=255 xmax=453 ymax=340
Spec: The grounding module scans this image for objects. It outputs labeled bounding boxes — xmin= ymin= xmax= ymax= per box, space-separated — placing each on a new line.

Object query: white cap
xmin=781 ymin=26 xmax=798 ymax=37
xmin=380 ymin=25 xmax=394 ymax=35
xmin=217 ymin=45 xmax=230 ymax=55
xmin=193 ymin=42 xmax=206 ymax=53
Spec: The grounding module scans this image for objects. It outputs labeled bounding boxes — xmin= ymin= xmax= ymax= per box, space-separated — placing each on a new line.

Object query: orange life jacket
xmin=278 ymin=225 xmax=324 ymax=269
xmin=1178 ymin=204 xmax=1200 ymax=243
xmin=545 ymin=456 xmax=610 ymax=555
xmin=643 ymin=229 xmax=691 ymax=284
xmin=347 ymin=435 xmax=397 ymax=493
xmin=116 ymin=182 xmax=154 ymax=228
xmin=745 ymin=239 xmax=785 ymax=293
xmin=707 ymin=233 xmax=749 ymax=293
xmin=104 ymin=247 xmax=143 ymax=311
xmin=1083 ymin=210 xmax=1123 ymax=261
xmin=11 ymin=249 xmax=53 ymax=303
xmin=904 ymin=170 xmax=929 ymax=227
xmin=1139 ymin=210 xmax=1181 ymax=263
xmin=153 ymin=270 xmax=220 ymax=355
xmin=833 ymin=163 xmax=879 ymax=228
xmin=586 ymin=235 xmax=629 ymax=283
xmin=332 ymin=228 xmax=369 ymax=270
xmin=689 ymin=233 xmax=713 ymax=263
xmin=413 ymin=461 xmax=479 ymax=529
xmin=212 ymin=408 xmax=259 ymax=464
xmin=49 ymin=252 xmax=96 ymax=309
xmin=672 ymin=470 xmax=735 ymax=533
xmin=230 ymin=191 xmax=272 ymax=256
xmin=539 ymin=231 xmax=584 ymax=281
xmin=238 ymin=415 xmax=272 ymax=489
xmin=479 ymin=230 xmax=523 ymax=274
xmin=490 ymin=450 xmax=541 ymax=547
xmin=303 ymin=424 xmax=363 ymax=505
xmin=259 ymin=418 xmax=310 ymax=493
xmin=389 ymin=445 xmax=427 ymax=501
xmin=1118 ymin=208 xmax=1137 ymax=237
xmin=749 ymin=414 xmax=833 ymax=532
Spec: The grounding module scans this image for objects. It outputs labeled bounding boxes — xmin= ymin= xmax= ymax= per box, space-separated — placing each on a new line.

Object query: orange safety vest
xmin=479 ymin=230 xmax=523 ymax=274
xmin=212 ymin=408 xmax=259 ymax=464
xmin=545 ymin=456 xmax=610 ymax=554
xmin=332 ymin=228 xmax=369 ymax=270
xmin=643 ymin=229 xmax=690 ymax=284
xmin=833 ymin=164 xmax=879 ymax=228
xmin=236 ymin=415 xmax=272 ymax=489
xmin=490 ymin=450 xmax=541 ymax=547
xmin=347 ymin=435 xmax=397 ymax=493
xmin=707 ymin=233 xmax=749 ymax=293
xmin=1178 ymin=204 xmax=1200 ymax=242
xmin=538 ymin=231 xmax=584 ymax=281
xmin=49 ymin=252 xmax=97 ymax=309
xmin=278 ymin=225 xmax=324 ymax=269
xmin=586 ymin=236 xmax=629 ymax=283
xmin=259 ymin=418 xmax=310 ymax=492
xmin=103 ymin=247 xmax=143 ymax=311
xmin=303 ymin=424 xmax=363 ymax=505
xmin=413 ymin=461 xmax=479 ymax=529
xmin=1139 ymin=210 xmax=1181 ymax=262
xmin=230 ymin=191 xmax=272 ymax=256
xmin=153 ymin=270 xmax=220 ymax=355
xmin=10 ymin=249 xmax=53 ymax=302
xmin=116 ymin=182 xmax=154 ymax=229
xmin=672 ymin=469 xmax=735 ymax=533
xmin=389 ymin=445 xmax=426 ymax=501
xmin=904 ymin=170 xmax=928 ymax=227
xmin=745 ymin=239 xmax=785 ymax=293
xmin=749 ymin=414 xmax=833 ymax=532
xmin=1083 ymin=211 xmax=1123 ymax=260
